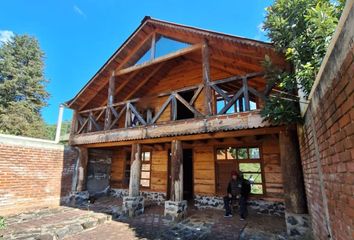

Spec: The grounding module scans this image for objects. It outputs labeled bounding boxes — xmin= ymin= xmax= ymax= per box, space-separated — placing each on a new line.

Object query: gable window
xmin=216 ymin=146 xmax=264 ymax=195
xmin=132 ymin=35 xmax=191 ymax=66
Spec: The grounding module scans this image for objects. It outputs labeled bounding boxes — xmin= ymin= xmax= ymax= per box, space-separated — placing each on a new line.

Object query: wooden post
xmin=242 ymin=77 xmax=250 ymax=111
xmin=129 ymin=143 xmax=142 ymax=197
xmin=73 ymin=147 xmax=88 ymax=192
xmin=170 ymin=140 xmax=183 ymax=201
xmin=279 ymin=129 xmax=307 ymax=214
xmin=171 ymin=94 xmax=177 ymax=121
xmin=71 ymin=110 xmax=79 ymax=135
xmin=87 ymin=112 xmax=93 ymax=132
xmin=104 ymin=71 xmax=115 ymax=130
xmin=125 ymin=103 xmax=132 ymax=128
xmin=202 ymin=40 xmax=212 ymax=116
xmin=150 ymin=33 xmax=156 ymax=60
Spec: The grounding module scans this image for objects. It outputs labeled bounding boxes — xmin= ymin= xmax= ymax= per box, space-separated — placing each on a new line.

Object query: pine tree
xmin=0 ymin=34 xmax=49 ymax=137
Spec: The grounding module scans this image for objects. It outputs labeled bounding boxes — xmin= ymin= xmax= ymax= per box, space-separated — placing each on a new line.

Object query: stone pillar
xmin=123 ymin=143 xmax=144 ymax=217
xmin=279 ymin=129 xmax=310 ymax=238
xmin=164 ymin=140 xmax=187 ymax=220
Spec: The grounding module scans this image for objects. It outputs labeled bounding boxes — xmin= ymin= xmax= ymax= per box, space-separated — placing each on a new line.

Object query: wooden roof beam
xmin=114 ymin=43 xmax=203 ymax=77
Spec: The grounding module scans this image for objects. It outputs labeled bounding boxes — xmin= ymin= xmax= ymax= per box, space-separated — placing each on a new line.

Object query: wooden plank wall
xmin=261 ymin=135 xmax=284 ymax=201
xmin=110 ymin=149 xmax=126 ymax=188
xmin=150 ymin=150 xmax=168 ymax=192
xmin=193 ymin=146 xmax=216 ymax=195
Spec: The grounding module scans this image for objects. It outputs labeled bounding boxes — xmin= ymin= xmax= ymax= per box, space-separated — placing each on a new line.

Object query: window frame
xmin=214 ymin=145 xmax=266 ymax=197
xmin=140 ymin=151 xmax=152 ymax=189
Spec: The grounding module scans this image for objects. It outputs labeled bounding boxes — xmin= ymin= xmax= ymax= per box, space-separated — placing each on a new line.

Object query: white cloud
xmin=0 ymin=30 xmax=14 ymax=45
xmin=73 ymin=5 xmax=86 ymax=18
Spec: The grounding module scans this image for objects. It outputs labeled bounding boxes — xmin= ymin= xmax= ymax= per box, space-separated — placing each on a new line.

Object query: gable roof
xmin=66 ymin=16 xmax=284 ymax=110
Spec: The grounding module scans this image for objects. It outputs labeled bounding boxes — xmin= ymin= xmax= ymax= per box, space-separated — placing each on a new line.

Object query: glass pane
xmin=135 ymin=48 xmax=152 ymax=65
xmin=239 ymin=163 xmax=261 ymax=172
xmin=141 ymin=171 xmax=150 ymax=179
xmin=216 ymin=149 xmax=226 ymax=160
xmin=141 ymin=164 xmax=150 ymax=171
xmin=251 ymin=184 xmax=263 ymax=194
xmin=144 ymin=152 xmax=151 ymax=161
xmin=155 ymin=36 xmax=190 ymax=58
xmin=140 ymin=179 xmax=150 ymax=187
xmin=216 ymin=99 xmax=225 ymax=114
xmin=226 ymin=147 xmax=237 ymax=160
xmin=237 ymin=148 xmax=248 ymax=159
xmin=250 ymin=100 xmax=257 ymax=110
xmin=243 ymin=173 xmax=262 ymax=183
xmin=249 ymin=148 xmax=260 ymax=159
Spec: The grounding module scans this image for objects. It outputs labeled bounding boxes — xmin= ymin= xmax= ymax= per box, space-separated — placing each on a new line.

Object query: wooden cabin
xmin=66 ymin=17 xmax=300 ymax=218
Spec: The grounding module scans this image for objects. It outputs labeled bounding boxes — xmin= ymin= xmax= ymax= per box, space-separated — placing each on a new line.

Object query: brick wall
xmin=298 ymin=2 xmax=354 ymax=239
xmin=0 ymin=134 xmax=77 ymax=216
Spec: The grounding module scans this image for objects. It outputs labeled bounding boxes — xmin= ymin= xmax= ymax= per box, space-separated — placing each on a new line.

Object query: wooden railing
xmin=72 ymin=72 xmax=265 ymax=135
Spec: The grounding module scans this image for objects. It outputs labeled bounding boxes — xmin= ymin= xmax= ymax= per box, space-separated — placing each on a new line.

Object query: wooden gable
xmin=66 ymin=17 xmax=287 ymax=111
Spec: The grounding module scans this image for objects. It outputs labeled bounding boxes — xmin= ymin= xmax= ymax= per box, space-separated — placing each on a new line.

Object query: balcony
xmin=69 ymin=72 xmax=275 ymax=146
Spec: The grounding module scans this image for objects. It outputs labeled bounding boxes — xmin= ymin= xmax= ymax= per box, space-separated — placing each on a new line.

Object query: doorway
xmin=167 ymin=148 xmax=194 ymax=201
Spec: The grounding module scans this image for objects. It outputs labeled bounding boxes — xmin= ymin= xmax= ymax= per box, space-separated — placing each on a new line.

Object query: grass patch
xmin=0 ymin=216 xmax=5 ymax=229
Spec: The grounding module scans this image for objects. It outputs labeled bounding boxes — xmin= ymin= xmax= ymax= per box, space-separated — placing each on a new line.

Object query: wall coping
xmin=301 ymin=0 xmax=354 ymax=116
xmin=0 ymin=133 xmax=65 ymax=150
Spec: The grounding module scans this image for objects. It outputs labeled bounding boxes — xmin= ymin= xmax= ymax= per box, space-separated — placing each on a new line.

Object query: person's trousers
xmin=239 ymin=196 xmax=248 ymax=218
xmin=223 ymin=196 xmax=232 ymax=215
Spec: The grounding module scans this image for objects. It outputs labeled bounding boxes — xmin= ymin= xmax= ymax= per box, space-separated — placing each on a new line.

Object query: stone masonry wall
xmin=0 ymin=134 xmax=77 ymax=215
xmin=298 ymin=3 xmax=354 ymax=240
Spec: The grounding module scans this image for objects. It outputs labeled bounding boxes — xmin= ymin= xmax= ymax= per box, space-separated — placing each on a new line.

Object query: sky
xmin=0 ymin=0 xmax=272 ymax=124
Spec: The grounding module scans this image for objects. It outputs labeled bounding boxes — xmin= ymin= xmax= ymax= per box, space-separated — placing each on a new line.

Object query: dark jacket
xmin=240 ymin=178 xmax=251 ymax=198
xmin=227 ymin=179 xmax=242 ymax=197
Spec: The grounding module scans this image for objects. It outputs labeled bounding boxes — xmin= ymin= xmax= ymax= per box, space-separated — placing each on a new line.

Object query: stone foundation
xmin=122 ymin=196 xmax=144 ymax=217
xmin=285 ymin=212 xmax=312 ymax=239
xmin=194 ymin=195 xmax=285 ymax=216
xmin=110 ymin=188 xmax=166 ymax=205
xmin=164 ymin=200 xmax=187 ymax=221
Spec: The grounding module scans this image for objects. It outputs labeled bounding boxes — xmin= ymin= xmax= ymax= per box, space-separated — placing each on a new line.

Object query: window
xmin=124 ymin=151 xmax=152 ymax=189
xmin=216 ymin=96 xmax=258 ymax=114
xmin=216 ymin=147 xmax=264 ymax=195
xmin=140 ymin=151 xmax=151 ymax=188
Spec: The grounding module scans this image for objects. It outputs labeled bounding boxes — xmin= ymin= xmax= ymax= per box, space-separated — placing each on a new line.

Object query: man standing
xmin=239 ymin=172 xmax=251 ymax=220
xmin=223 ymin=171 xmax=242 ymax=217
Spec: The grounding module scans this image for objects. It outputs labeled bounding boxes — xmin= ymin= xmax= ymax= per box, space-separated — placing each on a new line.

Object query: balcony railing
xmin=72 ymin=72 xmax=265 ymax=135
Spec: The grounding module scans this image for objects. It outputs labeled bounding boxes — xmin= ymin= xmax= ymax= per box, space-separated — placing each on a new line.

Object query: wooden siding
xmin=150 ymin=150 xmax=168 ymax=192
xmin=110 ymin=149 xmax=126 ymax=188
xmin=193 ymin=146 xmax=216 ymax=195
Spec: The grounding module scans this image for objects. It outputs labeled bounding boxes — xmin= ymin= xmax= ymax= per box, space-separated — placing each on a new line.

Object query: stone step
xmin=1 ymin=208 xmax=112 ymax=240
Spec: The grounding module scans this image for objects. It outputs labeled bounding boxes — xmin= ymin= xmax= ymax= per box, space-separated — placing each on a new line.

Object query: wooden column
xmin=170 ymin=140 xmax=183 ymax=201
xmin=202 ymin=40 xmax=212 ymax=116
xmin=129 ymin=143 xmax=142 ymax=197
xmin=70 ymin=110 xmax=79 ymax=135
xmin=72 ymin=147 xmax=88 ymax=192
xmin=279 ymin=129 xmax=307 ymax=214
xmin=104 ymin=71 xmax=115 ymax=130
xmin=242 ymin=77 xmax=250 ymax=111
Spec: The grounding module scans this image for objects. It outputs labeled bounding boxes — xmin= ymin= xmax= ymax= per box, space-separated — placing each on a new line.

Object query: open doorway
xmin=167 ymin=148 xmax=194 ymax=201
xmin=183 ymin=149 xmax=194 ymax=200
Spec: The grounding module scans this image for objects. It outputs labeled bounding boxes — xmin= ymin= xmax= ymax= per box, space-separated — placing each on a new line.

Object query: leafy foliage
xmin=0 ymin=216 xmax=5 ymax=229
xmin=44 ymin=120 xmax=72 ymax=141
xmin=0 ymin=34 xmax=49 ymax=137
xmin=261 ymin=0 xmax=344 ymax=124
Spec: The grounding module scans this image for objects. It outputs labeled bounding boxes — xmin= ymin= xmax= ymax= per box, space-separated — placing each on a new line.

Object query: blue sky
xmin=0 ymin=0 xmax=272 ymax=124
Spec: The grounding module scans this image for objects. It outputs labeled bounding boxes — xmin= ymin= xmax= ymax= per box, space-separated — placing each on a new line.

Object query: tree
xmin=44 ymin=120 xmax=72 ymax=141
xmin=0 ymin=34 xmax=49 ymax=137
xmin=260 ymin=0 xmax=344 ymax=124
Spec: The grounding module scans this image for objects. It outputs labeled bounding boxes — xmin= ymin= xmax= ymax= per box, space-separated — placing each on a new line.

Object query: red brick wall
xmin=298 ymin=5 xmax=354 ymax=239
xmin=0 ymin=136 xmax=77 ymax=215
